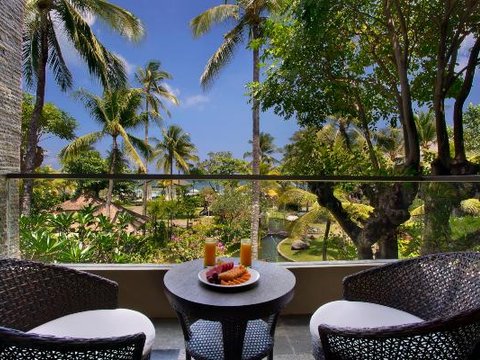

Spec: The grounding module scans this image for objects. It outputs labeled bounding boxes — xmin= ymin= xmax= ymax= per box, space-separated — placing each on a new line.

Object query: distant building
xmin=55 ymin=195 xmax=148 ymax=233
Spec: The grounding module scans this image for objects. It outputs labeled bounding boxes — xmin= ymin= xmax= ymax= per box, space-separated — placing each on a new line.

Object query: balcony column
xmin=0 ymin=0 xmax=24 ymax=257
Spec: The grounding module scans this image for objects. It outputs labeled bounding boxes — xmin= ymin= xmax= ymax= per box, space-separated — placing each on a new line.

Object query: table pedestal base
xmin=186 ymin=319 xmax=274 ymax=360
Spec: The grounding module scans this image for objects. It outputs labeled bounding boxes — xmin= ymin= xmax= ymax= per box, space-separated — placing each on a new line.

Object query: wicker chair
xmin=0 ymin=258 xmax=153 ymax=360
xmin=311 ymin=252 xmax=480 ymax=360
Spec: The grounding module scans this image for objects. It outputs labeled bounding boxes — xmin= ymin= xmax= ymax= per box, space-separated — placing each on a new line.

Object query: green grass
xmin=278 ymin=237 xmax=325 ymax=261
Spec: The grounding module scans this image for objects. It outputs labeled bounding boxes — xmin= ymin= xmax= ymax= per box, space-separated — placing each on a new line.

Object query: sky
xmin=36 ymin=0 xmax=300 ymax=171
xmin=30 ymin=1 xmax=480 ymax=171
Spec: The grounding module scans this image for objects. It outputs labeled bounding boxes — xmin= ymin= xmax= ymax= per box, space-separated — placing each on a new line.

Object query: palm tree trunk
xmin=106 ymin=136 xmax=118 ymax=219
xmin=142 ymin=101 xmax=149 ymax=217
xmin=22 ymin=15 xmax=49 ymax=215
xmin=250 ymin=25 xmax=261 ymax=259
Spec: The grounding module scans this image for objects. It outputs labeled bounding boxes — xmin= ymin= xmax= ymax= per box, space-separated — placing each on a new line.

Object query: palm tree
xmin=135 ymin=61 xmax=179 ymax=216
xmin=22 ymin=0 xmax=144 ymax=215
xmin=191 ymin=0 xmax=284 ymax=258
xmin=414 ymin=110 xmax=436 ymax=154
xmin=244 ymin=132 xmax=280 ymax=170
xmin=155 ymin=125 xmax=199 ymax=200
xmin=61 ymin=88 xmax=147 ymax=216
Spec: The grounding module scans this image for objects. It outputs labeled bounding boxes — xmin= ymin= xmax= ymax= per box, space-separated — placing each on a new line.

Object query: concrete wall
xmin=76 ymin=262 xmax=384 ymax=318
xmin=0 ymin=0 xmax=23 ymax=257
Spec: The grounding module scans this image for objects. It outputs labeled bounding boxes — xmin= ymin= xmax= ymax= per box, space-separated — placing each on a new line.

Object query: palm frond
xmin=60 ymin=131 xmax=104 ymax=161
xmin=117 ymin=125 xmax=146 ymax=172
xmin=128 ymin=133 xmax=153 ymax=160
xmin=71 ymin=0 xmax=144 ymax=41
xmin=46 ymin=14 xmax=72 ymax=91
xmin=56 ymin=0 xmax=127 ymax=89
xmin=191 ymin=4 xmax=239 ymax=38
xmin=22 ymin=9 xmax=43 ymax=89
xmin=278 ymin=188 xmax=317 ymax=207
xmin=289 ymin=207 xmax=326 ymax=239
xmin=201 ymin=21 xmax=245 ymax=89
xmin=73 ymin=89 xmax=109 ymax=127
xmin=460 ymin=198 xmax=480 ymax=215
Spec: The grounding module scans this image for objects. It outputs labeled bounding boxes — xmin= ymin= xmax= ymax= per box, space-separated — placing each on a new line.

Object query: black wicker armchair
xmin=310 ymin=252 xmax=480 ymax=360
xmin=0 ymin=258 xmax=154 ymax=360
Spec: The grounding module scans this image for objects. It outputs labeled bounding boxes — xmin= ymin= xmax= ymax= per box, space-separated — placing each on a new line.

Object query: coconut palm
xmin=244 ymin=132 xmax=280 ymax=170
xmin=414 ymin=110 xmax=436 ymax=155
xmin=191 ymin=0 xmax=285 ymax=258
xmin=61 ymin=88 xmax=147 ymax=216
xmin=155 ymin=125 xmax=199 ymax=199
xmin=22 ymin=0 xmax=144 ymax=214
xmin=135 ymin=61 xmax=179 ymax=215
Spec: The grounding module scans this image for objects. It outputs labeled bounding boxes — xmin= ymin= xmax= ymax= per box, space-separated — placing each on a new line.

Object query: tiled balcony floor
xmin=151 ymin=315 xmax=314 ymax=359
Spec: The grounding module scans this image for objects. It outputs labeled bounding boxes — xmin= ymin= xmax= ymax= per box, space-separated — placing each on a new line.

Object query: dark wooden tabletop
xmin=163 ymin=258 xmax=295 ymax=321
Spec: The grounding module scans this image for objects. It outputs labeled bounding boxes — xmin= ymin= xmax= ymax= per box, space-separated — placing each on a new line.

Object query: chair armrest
xmin=0 ymin=326 xmax=145 ymax=360
xmin=318 ymin=310 xmax=480 ymax=360
xmin=342 ymin=252 xmax=480 ymax=320
xmin=0 ymin=259 xmax=118 ymax=330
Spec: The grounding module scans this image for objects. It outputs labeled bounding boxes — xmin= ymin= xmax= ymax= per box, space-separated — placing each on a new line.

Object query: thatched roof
xmin=55 ymin=195 xmax=148 ymax=233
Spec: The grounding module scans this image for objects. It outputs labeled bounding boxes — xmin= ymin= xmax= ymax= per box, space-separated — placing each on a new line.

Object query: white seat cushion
xmin=27 ymin=308 xmax=155 ymax=357
xmin=310 ymin=300 xmax=424 ymax=341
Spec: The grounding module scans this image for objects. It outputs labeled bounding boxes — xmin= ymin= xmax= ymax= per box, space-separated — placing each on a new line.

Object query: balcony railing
xmin=2 ymin=173 xmax=480 ymax=266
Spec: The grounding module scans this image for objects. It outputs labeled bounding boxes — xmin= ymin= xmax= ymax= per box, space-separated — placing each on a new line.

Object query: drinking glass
xmin=204 ymin=238 xmax=217 ymax=267
xmin=240 ymin=238 xmax=252 ymax=267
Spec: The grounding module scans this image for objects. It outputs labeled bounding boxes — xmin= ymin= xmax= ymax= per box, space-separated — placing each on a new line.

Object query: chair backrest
xmin=343 ymin=252 xmax=480 ymax=320
xmin=0 ymin=326 xmax=145 ymax=360
xmin=0 ymin=258 xmax=118 ymax=331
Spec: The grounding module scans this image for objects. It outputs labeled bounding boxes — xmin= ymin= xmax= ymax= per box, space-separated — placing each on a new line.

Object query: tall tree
xmin=244 ymin=132 xmax=280 ymax=170
xmin=22 ymin=0 xmax=144 ymax=215
xmin=155 ymin=125 xmax=198 ymax=199
xmin=21 ymin=93 xmax=77 ymax=172
xmin=260 ymin=0 xmax=480 ymax=258
xmin=61 ymin=88 xmax=147 ymax=215
xmin=135 ymin=61 xmax=179 ymax=216
xmin=190 ymin=0 xmax=284 ymax=258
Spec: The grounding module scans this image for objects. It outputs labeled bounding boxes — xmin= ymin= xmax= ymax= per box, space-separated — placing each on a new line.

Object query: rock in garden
xmin=291 ymin=240 xmax=310 ymax=250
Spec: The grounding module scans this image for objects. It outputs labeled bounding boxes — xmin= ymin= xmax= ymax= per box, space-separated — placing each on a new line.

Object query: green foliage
xmin=22 ymin=93 xmax=77 ymax=170
xmin=22 ymin=93 xmax=77 ymax=143
xmin=31 ymin=166 xmax=72 ymax=212
xmin=199 ymin=151 xmax=250 ymax=175
xmin=282 ymin=127 xmax=372 ymax=176
xmin=209 ymin=187 xmax=252 ymax=244
xmin=20 ymin=207 xmax=161 ymax=263
xmin=163 ymin=223 xmax=229 ymax=263
xmin=463 ymin=104 xmax=480 ymax=155
xmin=62 ymin=150 xmax=108 ymax=196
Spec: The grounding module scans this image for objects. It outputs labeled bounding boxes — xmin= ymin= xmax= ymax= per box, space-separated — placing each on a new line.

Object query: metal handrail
xmin=5 ymin=173 xmax=480 ymax=183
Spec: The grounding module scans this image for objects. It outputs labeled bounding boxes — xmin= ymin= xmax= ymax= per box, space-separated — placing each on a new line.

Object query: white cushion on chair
xmin=27 ymin=308 xmax=155 ymax=357
xmin=310 ymin=300 xmax=424 ymax=340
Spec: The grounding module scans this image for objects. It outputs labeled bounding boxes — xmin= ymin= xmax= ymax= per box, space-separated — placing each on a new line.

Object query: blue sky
xmin=30 ymin=1 xmax=480 ymax=171
xmin=36 ymin=0 xmax=299 ymax=170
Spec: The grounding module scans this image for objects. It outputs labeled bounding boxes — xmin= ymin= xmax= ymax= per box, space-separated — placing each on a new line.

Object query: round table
xmin=163 ymin=259 xmax=295 ymax=360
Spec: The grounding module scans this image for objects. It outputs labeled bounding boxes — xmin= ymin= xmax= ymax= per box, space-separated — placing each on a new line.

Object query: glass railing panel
xmin=6 ymin=175 xmax=480 ymax=264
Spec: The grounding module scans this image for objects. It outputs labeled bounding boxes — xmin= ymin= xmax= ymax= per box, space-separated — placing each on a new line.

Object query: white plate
xmin=198 ymin=267 xmax=260 ymax=289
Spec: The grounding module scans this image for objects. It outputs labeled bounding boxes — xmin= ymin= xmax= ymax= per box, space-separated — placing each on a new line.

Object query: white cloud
xmin=183 ymin=94 xmax=210 ymax=108
xmin=164 ymin=83 xmax=181 ymax=97
xmin=115 ymin=53 xmax=135 ymax=76
xmin=82 ymin=11 xmax=96 ymax=26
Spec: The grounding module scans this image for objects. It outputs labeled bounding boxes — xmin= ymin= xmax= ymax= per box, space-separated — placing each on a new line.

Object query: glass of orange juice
xmin=204 ymin=238 xmax=217 ymax=267
xmin=240 ymin=238 xmax=252 ymax=267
